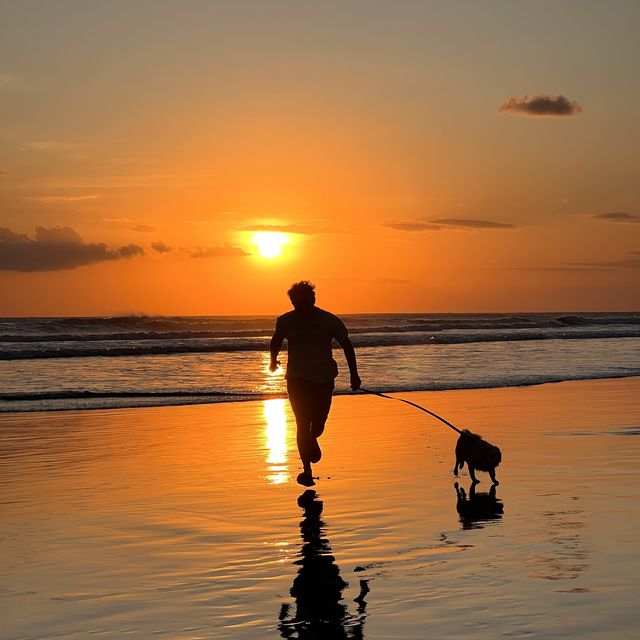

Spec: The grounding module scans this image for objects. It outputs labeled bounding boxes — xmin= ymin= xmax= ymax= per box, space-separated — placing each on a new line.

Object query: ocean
xmin=1 ymin=312 xmax=639 ymax=413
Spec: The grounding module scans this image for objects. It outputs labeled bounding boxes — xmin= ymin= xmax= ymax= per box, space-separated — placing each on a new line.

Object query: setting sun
xmin=252 ymin=232 xmax=289 ymax=259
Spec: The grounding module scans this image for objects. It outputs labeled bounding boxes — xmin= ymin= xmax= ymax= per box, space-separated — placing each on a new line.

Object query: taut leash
xmin=359 ymin=387 xmax=463 ymax=435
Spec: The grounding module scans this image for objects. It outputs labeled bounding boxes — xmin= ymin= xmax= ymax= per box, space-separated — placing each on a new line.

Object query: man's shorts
xmin=286 ymin=377 xmax=334 ymax=436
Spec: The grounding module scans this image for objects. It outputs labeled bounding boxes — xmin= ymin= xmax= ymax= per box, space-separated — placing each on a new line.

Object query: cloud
xmin=519 ymin=250 xmax=640 ymax=271
xmin=190 ymin=243 xmax=249 ymax=258
xmin=102 ymin=217 xmax=157 ymax=232
xmin=130 ymin=224 xmax=157 ymax=233
xmin=28 ymin=194 xmax=100 ymax=203
xmin=384 ymin=221 xmax=443 ymax=231
xmin=0 ymin=226 xmax=144 ymax=272
xmin=0 ymin=169 xmax=7 ymax=176
xmin=384 ymin=218 xmax=515 ymax=231
xmin=375 ymin=277 xmax=410 ymax=285
xmin=431 ymin=218 xmax=515 ymax=229
xmin=151 ymin=241 xmax=172 ymax=254
xmin=594 ymin=212 xmax=640 ymax=223
xmin=243 ymin=223 xmax=344 ymax=235
xmin=498 ymin=94 xmax=582 ymax=117
xmin=118 ymin=244 xmax=145 ymax=258
xmin=0 ymin=72 xmax=18 ymax=89
xmin=24 ymin=141 xmax=74 ymax=151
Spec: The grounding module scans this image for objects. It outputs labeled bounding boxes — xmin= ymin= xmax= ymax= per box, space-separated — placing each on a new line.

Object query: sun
xmin=252 ymin=231 xmax=289 ymax=259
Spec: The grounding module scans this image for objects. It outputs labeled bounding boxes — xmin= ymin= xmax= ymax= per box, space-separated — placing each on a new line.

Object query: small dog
xmin=453 ymin=429 xmax=501 ymax=485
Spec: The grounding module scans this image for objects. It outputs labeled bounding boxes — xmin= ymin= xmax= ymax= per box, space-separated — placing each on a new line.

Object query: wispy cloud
xmin=519 ymin=250 xmax=640 ymax=271
xmin=0 ymin=226 xmax=144 ymax=272
xmin=190 ymin=243 xmax=250 ymax=258
xmin=0 ymin=72 xmax=18 ymax=89
xmin=498 ymin=94 xmax=582 ymax=118
xmin=102 ymin=218 xmax=157 ymax=233
xmin=130 ymin=224 xmax=157 ymax=233
xmin=384 ymin=221 xmax=443 ymax=231
xmin=384 ymin=218 xmax=515 ymax=231
xmin=27 ymin=194 xmax=100 ymax=204
xmin=594 ymin=212 xmax=640 ymax=223
xmin=431 ymin=218 xmax=515 ymax=229
xmin=242 ymin=223 xmax=345 ymax=235
xmin=24 ymin=141 xmax=77 ymax=151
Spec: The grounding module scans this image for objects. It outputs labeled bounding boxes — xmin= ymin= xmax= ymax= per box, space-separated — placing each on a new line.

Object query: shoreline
xmin=2 ymin=372 xmax=640 ymax=415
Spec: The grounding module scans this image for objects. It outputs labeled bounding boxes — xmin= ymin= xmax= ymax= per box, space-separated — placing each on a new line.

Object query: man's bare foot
xmin=296 ymin=471 xmax=315 ymax=487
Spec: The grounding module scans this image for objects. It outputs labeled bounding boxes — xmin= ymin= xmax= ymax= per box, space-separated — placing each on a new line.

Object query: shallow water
xmin=1 ymin=378 xmax=639 ymax=639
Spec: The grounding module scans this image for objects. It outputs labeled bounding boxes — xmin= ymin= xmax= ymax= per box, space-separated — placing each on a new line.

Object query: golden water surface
xmin=1 ymin=378 xmax=639 ymax=639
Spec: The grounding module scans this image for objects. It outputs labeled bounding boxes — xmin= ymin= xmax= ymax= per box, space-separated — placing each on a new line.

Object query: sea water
xmin=1 ymin=312 xmax=639 ymax=412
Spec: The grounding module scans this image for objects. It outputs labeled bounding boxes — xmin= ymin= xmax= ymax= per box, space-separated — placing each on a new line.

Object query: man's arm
xmin=336 ymin=335 xmax=361 ymax=391
xmin=269 ymin=333 xmax=284 ymax=372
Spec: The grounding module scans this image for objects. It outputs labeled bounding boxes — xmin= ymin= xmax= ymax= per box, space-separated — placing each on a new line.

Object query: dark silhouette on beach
xmin=270 ymin=281 xmax=361 ymax=486
xmin=454 ymin=481 xmax=504 ymax=530
xmin=278 ymin=490 xmax=369 ymax=639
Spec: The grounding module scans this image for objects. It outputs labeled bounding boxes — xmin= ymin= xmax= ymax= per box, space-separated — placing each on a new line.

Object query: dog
xmin=453 ymin=429 xmax=501 ymax=485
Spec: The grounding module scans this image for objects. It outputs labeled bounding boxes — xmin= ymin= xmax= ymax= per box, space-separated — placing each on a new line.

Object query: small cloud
xmin=118 ymin=244 xmax=145 ymax=258
xmin=24 ymin=141 xmax=72 ymax=151
xmin=28 ymin=194 xmax=100 ymax=204
xmin=102 ymin=217 xmax=156 ymax=232
xmin=594 ymin=212 xmax=640 ymax=223
xmin=0 ymin=72 xmax=18 ymax=88
xmin=431 ymin=218 xmax=515 ymax=229
xmin=498 ymin=94 xmax=582 ymax=117
xmin=375 ymin=277 xmax=410 ymax=285
xmin=383 ymin=221 xmax=443 ymax=232
xmin=384 ymin=218 xmax=514 ymax=231
xmin=0 ymin=169 xmax=7 ymax=176
xmin=130 ymin=224 xmax=156 ymax=233
xmin=151 ymin=241 xmax=172 ymax=254
xmin=190 ymin=243 xmax=249 ymax=258
xmin=0 ymin=226 xmax=145 ymax=271
xmin=519 ymin=249 xmax=640 ymax=271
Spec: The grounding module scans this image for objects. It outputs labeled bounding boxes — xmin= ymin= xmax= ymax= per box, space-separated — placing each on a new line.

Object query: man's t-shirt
xmin=274 ymin=307 xmax=348 ymax=384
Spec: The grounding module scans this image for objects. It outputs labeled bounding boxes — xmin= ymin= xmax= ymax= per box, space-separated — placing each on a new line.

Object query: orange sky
xmin=1 ymin=1 xmax=639 ymax=315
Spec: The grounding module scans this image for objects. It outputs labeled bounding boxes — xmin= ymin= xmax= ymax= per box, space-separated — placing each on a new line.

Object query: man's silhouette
xmin=270 ymin=281 xmax=361 ymax=486
xmin=278 ymin=490 xmax=369 ymax=639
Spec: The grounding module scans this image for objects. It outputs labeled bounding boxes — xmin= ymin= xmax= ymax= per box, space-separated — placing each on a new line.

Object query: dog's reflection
xmin=278 ymin=489 xmax=369 ymax=639
xmin=454 ymin=481 xmax=504 ymax=530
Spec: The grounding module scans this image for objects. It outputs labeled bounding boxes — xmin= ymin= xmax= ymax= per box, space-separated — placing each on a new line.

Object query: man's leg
xmin=308 ymin=382 xmax=334 ymax=463
xmin=287 ymin=378 xmax=315 ymax=485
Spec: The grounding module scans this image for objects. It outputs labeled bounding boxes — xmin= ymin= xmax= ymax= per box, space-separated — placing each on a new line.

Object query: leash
xmin=359 ymin=387 xmax=463 ymax=435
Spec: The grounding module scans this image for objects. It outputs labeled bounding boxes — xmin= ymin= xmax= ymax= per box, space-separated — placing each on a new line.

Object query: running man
xmin=269 ymin=281 xmax=361 ymax=486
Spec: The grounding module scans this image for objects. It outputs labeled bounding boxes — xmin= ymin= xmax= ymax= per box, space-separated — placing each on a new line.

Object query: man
xmin=269 ymin=281 xmax=361 ymax=486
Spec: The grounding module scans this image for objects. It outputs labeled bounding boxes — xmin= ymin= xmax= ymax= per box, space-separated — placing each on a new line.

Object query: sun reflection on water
xmin=263 ymin=398 xmax=290 ymax=484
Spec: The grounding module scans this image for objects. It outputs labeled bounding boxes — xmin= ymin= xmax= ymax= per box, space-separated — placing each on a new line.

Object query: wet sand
xmin=1 ymin=377 xmax=639 ymax=639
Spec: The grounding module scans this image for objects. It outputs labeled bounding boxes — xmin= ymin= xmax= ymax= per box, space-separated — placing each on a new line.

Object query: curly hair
xmin=287 ymin=280 xmax=316 ymax=299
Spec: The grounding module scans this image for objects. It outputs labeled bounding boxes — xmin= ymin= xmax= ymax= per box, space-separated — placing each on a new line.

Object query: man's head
xmin=288 ymin=280 xmax=316 ymax=314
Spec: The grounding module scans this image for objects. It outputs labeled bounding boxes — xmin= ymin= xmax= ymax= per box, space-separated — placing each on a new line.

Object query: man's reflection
xmin=278 ymin=490 xmax=369 ymax=639
xmin=454 ymin=481 xmax=504 ymax=530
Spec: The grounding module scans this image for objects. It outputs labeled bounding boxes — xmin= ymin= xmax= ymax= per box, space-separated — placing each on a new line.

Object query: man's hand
xmin=350 ymin=373 xmax=361 ymax=391
xmin=269 ymin=359 xmax=280 ymax=372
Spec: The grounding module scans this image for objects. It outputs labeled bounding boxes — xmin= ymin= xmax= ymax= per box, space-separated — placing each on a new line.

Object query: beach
xmin=1 ymin=376 xmax=639 ymax=638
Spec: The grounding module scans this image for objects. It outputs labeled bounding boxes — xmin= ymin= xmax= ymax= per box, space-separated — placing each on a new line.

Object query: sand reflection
xmin=263 ymin=398 xmax=290 ymax=484
xmin=278 ymin=490 xmax=369 ymax=639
